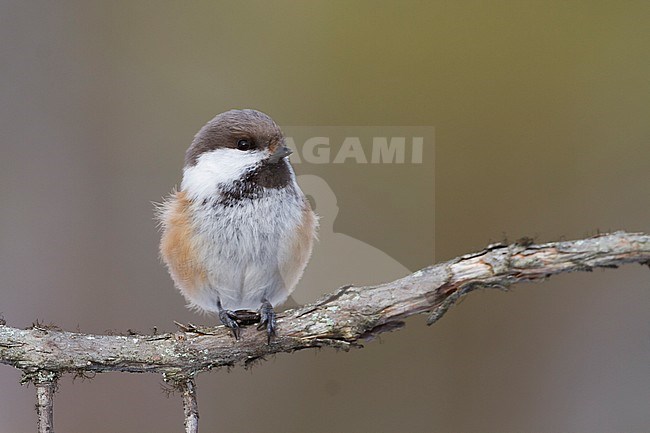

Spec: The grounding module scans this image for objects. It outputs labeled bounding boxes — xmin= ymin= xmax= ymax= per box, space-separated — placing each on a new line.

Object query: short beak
xmin=268 ymin=145 xmax=293 ymax=163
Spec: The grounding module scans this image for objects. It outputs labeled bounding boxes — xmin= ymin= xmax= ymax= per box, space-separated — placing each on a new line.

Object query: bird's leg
xmin=257 ymin=298 xmax=276 ymax=343
xmin=216 ymin=299 xmax=240 ymax=340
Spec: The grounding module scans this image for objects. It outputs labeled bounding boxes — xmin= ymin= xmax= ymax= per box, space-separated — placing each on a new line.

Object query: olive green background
xmin=1 ymin=1 xmax=649 ymax=432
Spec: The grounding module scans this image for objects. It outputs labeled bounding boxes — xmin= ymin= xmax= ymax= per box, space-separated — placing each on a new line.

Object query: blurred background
xmin=1 ymin=1 xmax=649 ymax=432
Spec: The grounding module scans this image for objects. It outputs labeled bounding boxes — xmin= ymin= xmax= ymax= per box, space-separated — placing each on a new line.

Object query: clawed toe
xmin=217 ymin=301 xmax=241 ymax=340
xmin=219 ymin=309 xmax=240 ymax=340
xmin=257 ymin=299 xmax=276 ymax=344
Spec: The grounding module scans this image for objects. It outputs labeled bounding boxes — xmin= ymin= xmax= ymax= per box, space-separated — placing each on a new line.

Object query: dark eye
xmin=237 ymin=139 xmax=253 ymax=151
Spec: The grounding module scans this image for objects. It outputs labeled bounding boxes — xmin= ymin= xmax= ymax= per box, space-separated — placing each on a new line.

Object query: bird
xmin=158 ymin=109 xmax=317 ymax=341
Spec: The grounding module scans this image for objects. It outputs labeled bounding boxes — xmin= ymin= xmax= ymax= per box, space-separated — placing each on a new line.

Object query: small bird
xmin=158 ymin=109 xmax=317 ymax=341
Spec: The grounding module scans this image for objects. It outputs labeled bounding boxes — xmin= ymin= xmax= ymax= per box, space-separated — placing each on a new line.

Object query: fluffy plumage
xmin=158 ymin=109 xmax=317 ymax=319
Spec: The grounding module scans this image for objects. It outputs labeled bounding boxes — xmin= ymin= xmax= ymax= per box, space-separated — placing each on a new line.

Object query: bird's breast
xmin=193 ymin=183 xmax=304 ymax=278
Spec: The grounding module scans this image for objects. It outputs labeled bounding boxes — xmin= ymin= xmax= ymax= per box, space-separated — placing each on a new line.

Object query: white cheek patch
xmin=181 ymin=148 xmax=266 ymax=200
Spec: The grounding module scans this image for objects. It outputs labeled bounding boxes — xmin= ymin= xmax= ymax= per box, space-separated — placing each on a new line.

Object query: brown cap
xmin=184 ymin=109 xmax=284 ymax=167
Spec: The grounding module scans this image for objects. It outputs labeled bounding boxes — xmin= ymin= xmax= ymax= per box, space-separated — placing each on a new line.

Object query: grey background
xmin=1 ymin=1 xmax=649 ymax=432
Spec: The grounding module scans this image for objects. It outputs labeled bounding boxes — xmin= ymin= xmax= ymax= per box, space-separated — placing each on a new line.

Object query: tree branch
xmin=1 ymin=231 xmax=649 ymax=382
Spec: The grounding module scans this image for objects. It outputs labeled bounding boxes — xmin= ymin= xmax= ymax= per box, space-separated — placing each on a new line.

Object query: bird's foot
xmin=257 ymin=299 xmax=276 ymax=344
xmin=217 ymin=302 xmax=241 ymax=340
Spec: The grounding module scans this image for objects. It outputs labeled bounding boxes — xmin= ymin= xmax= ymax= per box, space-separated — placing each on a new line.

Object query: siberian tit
xmin=159 ymin=109 xmax=317 ymax=341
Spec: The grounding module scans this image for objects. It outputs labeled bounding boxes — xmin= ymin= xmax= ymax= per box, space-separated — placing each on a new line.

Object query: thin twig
xmin=34 ymin=374 xmax=57 ymax=433
xmin=180 ymin=377 xmax=199 ymax=433
xmin=0 ymin=231 xmax=648 ymax=379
